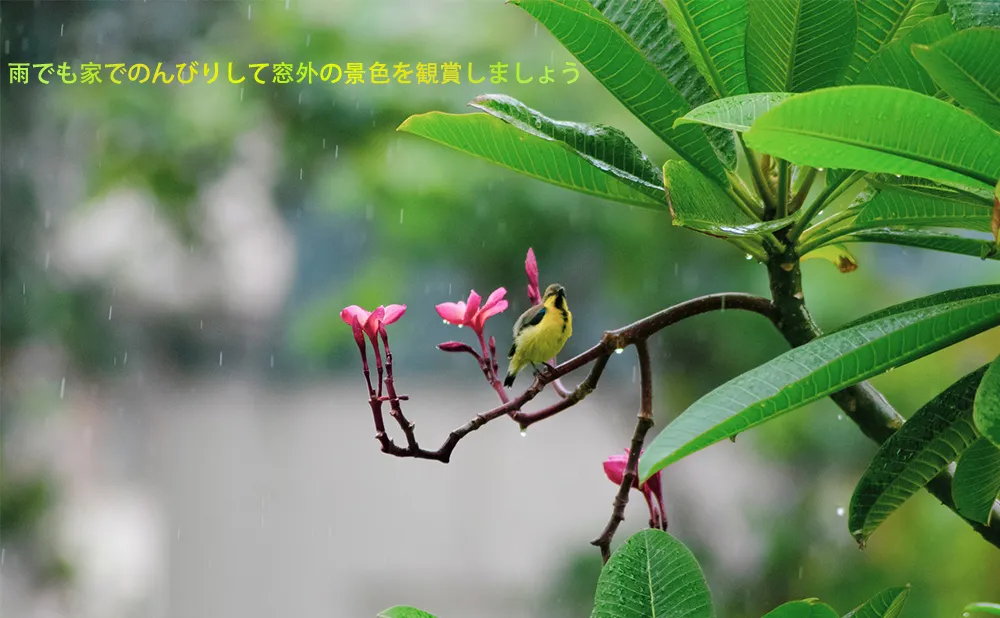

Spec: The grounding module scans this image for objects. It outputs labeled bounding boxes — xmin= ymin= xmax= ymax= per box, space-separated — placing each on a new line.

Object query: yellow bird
xmin=504 ymin=283 xmax=573 ymax=388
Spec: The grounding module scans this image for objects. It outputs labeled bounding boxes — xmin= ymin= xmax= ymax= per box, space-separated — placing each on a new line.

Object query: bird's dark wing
xmin=518 ymin=305 xmax=546 ymax=331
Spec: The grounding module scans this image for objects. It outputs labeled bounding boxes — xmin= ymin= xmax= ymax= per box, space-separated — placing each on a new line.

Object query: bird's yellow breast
xmin=515 ymin=302 xmax=571 ymax=364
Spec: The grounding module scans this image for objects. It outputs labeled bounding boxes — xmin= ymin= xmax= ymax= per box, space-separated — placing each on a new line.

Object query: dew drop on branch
xmin=836 ymin=507 xmax=845 ymax=516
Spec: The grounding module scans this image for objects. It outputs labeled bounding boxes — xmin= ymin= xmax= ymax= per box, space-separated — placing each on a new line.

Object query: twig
xmin=591 ymin=341 xmax=655 ymax=562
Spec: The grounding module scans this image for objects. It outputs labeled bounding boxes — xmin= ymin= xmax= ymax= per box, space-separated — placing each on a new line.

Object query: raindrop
xmin=399 ymin=209 xmax=404 ymax=224
xmin=200 ymin=320 xmax=204 ymax=330
xmin=334 ymin=144 xmax=339 ymax=159
xmin=60 ymin=23 xmax=64 ymax=37
xmin=285 ymin=0 xmax=290 ymax=9
xmin=448 ymin=283 xmax=452 ymax=295
xmin=631 ymin=364 xmax=637 ymax=383
xmin=520 ymin=429 xmax=527 ymax=437
xmin=836 ymin=507 xmax=845 ymax=516
xmin=442 ymin=319 xmax=449 ymax=325
xmin=59 ymin=377 xmax=66 ymax=399
xmin=239 ymin=87 xmax=244 ymax=102
xmin=457 ymin=324 xmax=463 ymax=329
xmin=745 ymin=254 xmax=753 ymax=260
xmin=798 ymin=566 xmax=803 ymax=580
xmin=297 ymin=91 xmax=303 ymax=105
xmin=895 ymin=174 xmax=902 ymax=178
xmin=44 ymin=252 xmax=50 ymax=270
xmin=614 ymin=348 xmax=624 ymax=354
xmin=322 ymin=138 xmax=326 ymax=149
xmin=299 ymin=168 xmax=304 ymax=180
xmin=247 ymin=4 xmax=252 ymax=19
xmin=108 ymin=305 xmax=113 ymax=320
xmin=123 ymin=352 xmax=128 ymax=366
xmin=837 ymin=414 xmax=843 ymax=420
xmin=534 ymin=23 xmax=538 ymax=37
xmin=270 ymin=355 xmax=274 ymax=368
xmin=176 ymin=528 xmax=181 ymax=540
xmin=817 ymin=168 xmax=824 ymax=172
xmin=219 ymin=351 xmax=223 ymax=366
xmin=306 ymin=34 xmax=311 ymax=47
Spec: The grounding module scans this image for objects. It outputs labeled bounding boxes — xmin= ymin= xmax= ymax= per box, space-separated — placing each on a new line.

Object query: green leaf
xmin=470 ymin=94 xmax=665 ymax=201
xmin=895 ymin=0 xmax=941 ymax=40
xmin=913 ymin=28 xmax=1000 ymax=130
xmin=663 ymin=0 xmax=749 ymax=98
xmin=762 ymin=600 xmax=839 ymax=618
xmin=746 ymin=0 xmax=857 ymax=93
xmin=844 ymin=0 xmax=940 ymax=83
xmin=832 ymin=284 xmax=1000 ymax=333
xmin=676 ymin=93 xmax=796 ymax=132
xmin=590 ymin=0 xmax=737 ymax=168
xmin=801 ymin=243 xmax=860 ymax=273
xmin=638 ymin=286 xmax=1000 ymax=481
xmin=852 ymin=187 xmax=995 ymax=233
xmin=378 ymin=607 xmax=437 ymax=618
xmin=848 ymin=366 xmax=986 ymax=544
xmin=953 ymin=438 xmax=1000 ymax=524
xmin=590 ymin=529 xmax=714 ymax=618
xmin=843 ymin=587 xmax=910 ymax=618
xmin=512 ymin=0 xmax=727 ymax=182
xmin=744 ymin=85 xmax=1000 ymax=190
xmin=975 ymin=353 xmax=1000 ymax=446
xmin=836 ymin=229 xmax=1000 ymax=261
xmin=947 ymin=0 xmax=1000 ymax=29
xmin=664 ymin=160 xmax=782 ymax=237
xmin=397 ymin=110 xmax=663 ymax=208
xmin=867 ymin=173 xmax=994 ymax=205
xmin=854 ymin=14 xmax=956 ymax=95
xmin=966 ymin=602 xmax=1000 ymax=616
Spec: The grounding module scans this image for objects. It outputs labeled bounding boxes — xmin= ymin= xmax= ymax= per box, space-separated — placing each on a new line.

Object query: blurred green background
xmin=1 ymin=2 xmax=998 ymax=617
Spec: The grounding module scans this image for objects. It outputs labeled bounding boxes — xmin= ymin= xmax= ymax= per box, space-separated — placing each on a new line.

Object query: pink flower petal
xmin=340 ymin=305 xmax=370 ymax=327
xmin=475 ymin=299 xmax=508 ymax=331
xmin=382 ymin=304 xmax=407 ymax=325
xmin=350 ymin=315 xmax=366 ymax=348
xmin=363 ymin=306 xmax=386 ymax=339
xmin=480 ymin=287 xmax=507 ymax=314
xmin=602 ymin=453 xmax=628 ymax=485
xmin=463 ymin=290 xmax=482 ymax=324
xmin=525 ymin=248 xmax=541 ymax=304
xmin=436 ymin=302 xmax=467 ymax=324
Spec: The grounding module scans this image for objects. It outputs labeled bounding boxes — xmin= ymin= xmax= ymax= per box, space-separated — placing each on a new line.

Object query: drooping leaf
xmin=664 ymin=160 xmax=781 ymax=237
xmin=676 ymin=93 xmax=796 ymax=132
xmin=947 ymin=0 xmax=1000 ymax=29
xmin=744 ymin=85 xmax=1000 ymax=190
xmin=377 ymin=606 xmax=437 ymax=618
xmin=397 ymin=110 xmax=664 ymax=208
xmin=975 ymin=353 xmax=1000 ymax=446
xmin=843 ymin=587 xmax=910 ymax=618
xmin=512 ymin=0 xmax=727 ymax=182
xmin=761 ymin=599 xmax=839 ymax=618
xmin=836 ymin=229 xmax=1000 ymax=261
xmin=953 ymin=438 xmax=1000 ymax=524
xmin=848 ymin=366 xmax=986 ymax=544
xmin=591 ymin=529 xmax=714 ymax=618
xmin=801 ymin=243 xmax=859 ymax=273
xmin=852 ymin=186 xmax=994 ymax=233
xmin=854 ymin=14 xmax=956 ymax=94
xmin=965 ymin=602 xmax=1000 ymax=616
xmin=913 ymin=28 xmax=1000 ymax=130
xmin=663 ymin=0 xmax=749 ymax=98
xmin=746 ymin=0 xmax=857 ymax=93
xmin=590 ymin=0 xmax=737 ymax=168
xmin=844 ymin=0 xmax=940 ymax=83
xmin=638 ymin=286 xmax=1000 ymax=481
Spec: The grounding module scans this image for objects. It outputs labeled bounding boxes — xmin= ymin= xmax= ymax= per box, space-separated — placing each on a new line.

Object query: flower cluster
xmin=603 ymin=449 xmax=667 ymax=531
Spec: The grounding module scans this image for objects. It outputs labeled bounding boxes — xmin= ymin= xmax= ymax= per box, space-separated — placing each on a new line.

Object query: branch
xmin=766 ymin=259 xmax=1000 ymax=549
xmin=591 ymin=341 xmax=655 ymax=563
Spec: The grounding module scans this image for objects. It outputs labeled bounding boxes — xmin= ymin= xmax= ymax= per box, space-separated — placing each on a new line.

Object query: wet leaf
xmin=953 ymin=438 xmax=1000 ymax=524
xmin=843 ymin=587 xmax=910 ymax=618
xmin=761 ymin=599 xmax=839 ymax=618
xmin=974 ymin=352 xmax=1000 ymax=446
xmin=676 ymin=93 xmax=795 ymax=133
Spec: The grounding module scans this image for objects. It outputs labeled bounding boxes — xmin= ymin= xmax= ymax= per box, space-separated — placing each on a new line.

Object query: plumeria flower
xmin=603 ymin=449 xmax=668 ymax=531
xmin=341 ymin=304 xmax=407 ymax=345
xmin=525 ymin=247 xmax=541 ymax=306
xmin=435 ymin=288 xmax=508 ymax=336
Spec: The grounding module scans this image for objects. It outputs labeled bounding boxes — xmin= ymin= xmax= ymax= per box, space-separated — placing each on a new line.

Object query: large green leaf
xmin=744 ymin=85 xmax=1000 ymax=190
xmin=854 ymin=14 xmax=956 ymax=95
xmin=676 ymin=93 xmax=795 ymax=132
xmin=832 ymin=285 xmax=1000 ymax=333
xmin=966 ymin=602 xmax=1000 ymax=616
xmin=844 ymin=0 xmax=939 ymax=83
xmin=947 ymin=0 xmax=1000 ymax=29
xmin=975 ymin=353 xmax=1000 ymax=446
xmin=664 ymin=160 xmax=786 ymax=237
xmin=746 ymin=0 xmax=857 ymax=93
xmin=591 ymin=529 xmax=714 ymax=618
xmin=913 ymin=28 xmax=1000 ymax=130
xmin=663 ymin=0 xmax=749 ymax=98
xmin=836 ymin=229 xmax=1000 ymax=260
xmin=591 ymin=0 xmax=736 ymax=168
xmin=638 ymin=286 xmax=1000 ymax=481
xmin=848 ymin=366 xmax=986 ymax=544
xmin=867 ymin=173 xmax=994 ymax=205
xmin=397 ymin=110 xmax=663 ymax=208
xmin=512 ymin=0 xmax=727 ymax=181
xmin=852 ymin=187 xmax=994 ymax=233
xmin=377 ymin=607 xmax=437 ymax=618
xmin=762 ymin=600 xmax=839 ymax=618
xmin=953 ymin=437 xmax=1000 ymax=524
xmin=843 ymin=587 xmax=910 ymax=618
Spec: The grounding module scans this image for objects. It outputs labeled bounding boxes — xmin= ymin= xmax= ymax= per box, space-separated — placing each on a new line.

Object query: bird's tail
xmin=503 ymin=359 xmax=519 ymax=388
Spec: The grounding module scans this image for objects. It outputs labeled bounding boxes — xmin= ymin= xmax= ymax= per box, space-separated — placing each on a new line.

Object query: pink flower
xmin=341 ymin=304 xmax=407 ymax=344
xmin=525 ymin=248 xmax=541 ymax=306
xmin=603 ymin=449 xmax=667 ymax=531
xmin=436 ymin=287 xmax=508 ymax=335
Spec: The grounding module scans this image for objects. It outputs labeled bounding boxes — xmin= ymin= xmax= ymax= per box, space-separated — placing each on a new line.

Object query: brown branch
xmin=591 ymin=341 xmax=655 ymax=563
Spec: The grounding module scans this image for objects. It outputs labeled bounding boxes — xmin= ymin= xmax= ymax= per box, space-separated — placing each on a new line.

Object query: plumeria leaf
xmin=975 ymin=353 xmax=1000 ymax=446
xmin=843 ymin=0 xmax=939 ymax=83
xmin=675 ymin=93 xmax=796 ymax=133
xmin=639 ymin=286 xmax=1000 ymax=481
xmin=398 ymin=109 xmax=664 ymax=208
xmin=746 ymin=0 xmax=857 ymax=93
xmin=854 ymin=14 xmax=956 ymax=95
xmin=848 ymin=366 xmax=987 ymax=544
xmin=867 ymin=174 xmax=993 ymax=205
xmin=590 ymin=0 xmax=736 ymax=168
xmin=377 ymin=607 xmax=437 ymax=618
xmin=591 ymin=529 xmax=714 ymax=618
xmin=744 ymin=86 xmax=1000 ymax=191
xmin=851 ymin=186 xmax=995 ymax=233
xmin=832 ymin=284 xmax=1000 ymax=333
xmin=511 ymin=0 xmax=728 ymax=182
xmin=663 ymin=0 xmax=749 ymax=98
xmin=913 ymin=28 xmax=1000 ymax=130
xmin=947 ymin=0 xmax=1000 ymax=29
xmin=966 ymin=602 xmax=1000 ymax=616
xmin=664 ymin=160 xmax=781 ymax=238
xmin=835 ymin=229 xmax=1000 ymax=261
xmin=801 ymin=244 xmax=859 ymax=273
xmin=843 ymin=587 xmax=910 ymax=618
xmin=953 ymin=438 xmax=1000 ymax=524
xmin=761 ymin=600 xmax=839 ymax=618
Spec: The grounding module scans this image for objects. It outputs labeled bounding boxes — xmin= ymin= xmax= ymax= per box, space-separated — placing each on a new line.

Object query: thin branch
xmin=514 ymin=354 xmax=611 ymax=429
xmin=591 ymin=341 xmax=655 ymax=563
xmin=786 ymin=170 xmax=865 ymax=244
